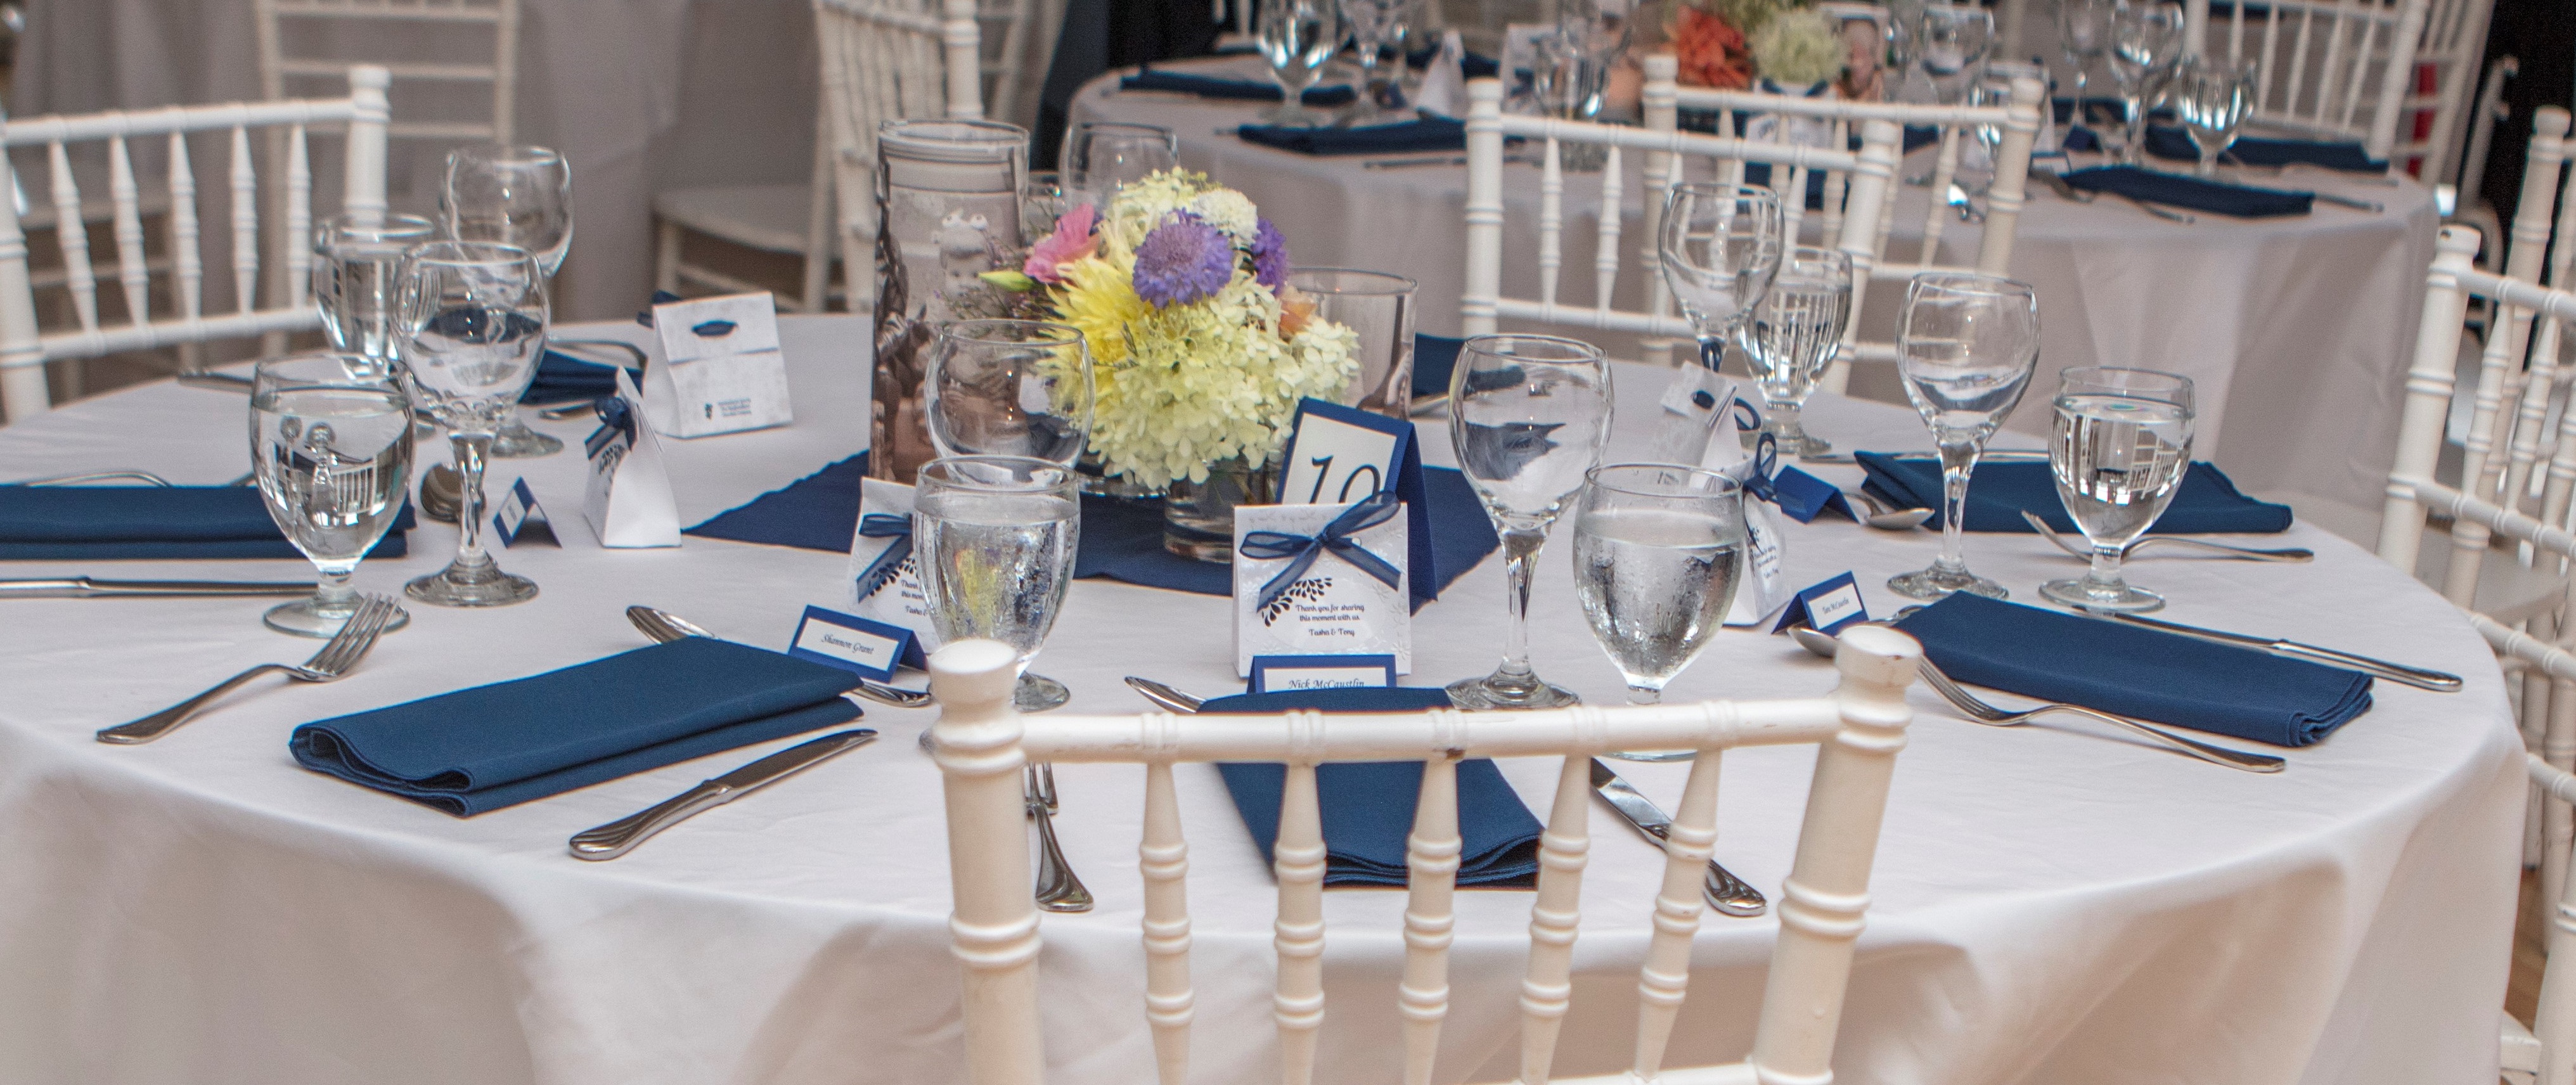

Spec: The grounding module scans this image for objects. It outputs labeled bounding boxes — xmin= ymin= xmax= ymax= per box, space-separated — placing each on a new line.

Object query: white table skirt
xmin=0 ymin=316 xmax=2521 ymax=1084
xmin=1071 ymin=57 xmax=2442 ymax=515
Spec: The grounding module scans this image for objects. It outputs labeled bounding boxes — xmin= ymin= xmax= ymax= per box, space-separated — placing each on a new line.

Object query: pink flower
xmin=1023 ymin=203 xmax=1100 ymax=285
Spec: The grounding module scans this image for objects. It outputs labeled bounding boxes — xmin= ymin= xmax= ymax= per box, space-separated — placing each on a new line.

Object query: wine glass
xmin=2108 ymin=1 xmax=2187 ymax=164
xmin=1655 ymin=182 xmax=1783 ymax=459
xmin=925 ymin=319 xmax=1095 ymax=466
xmin=2038 ymin=368 xmax=2195 ymax=612
xmin=394 ymin=240 xmax=548 ymax=608
xmin=1574 ymin=464 xmax=1746 ymax=759
xmin=1886 ymin=272 xmax=2041 ymax=601
xmin=1338 ymin=0 xmax=1407 ymax=119
xmin=442 ymin=144 xmax=574 ymax=459
xmin=1446 ymin=333 xmax=1614 ymax=710
xmin=249 ymin=354 xmax=416 ymax=637
xmin=914 ymin=455 xmax=1083 ymax=712
xmin=1061 ymin=123 xmax=1178 ymax=214
xmin=2170 ymin=55 xmax=2255 ymax=177
xmin=1259 ymin=0 xmax=1339 ymax=125
xmin=1285 ymin=267 xmax=1417 ymax=417
xmin=1911 ymin=4 xmax=1994 ymax=105
xmin=2056 ymin=0 xmax=2118 ymax=124
xmin=1736 ymin=246 xmax=1853 ymax=458
xmin=313 ymin=214 xmax=437 ymax=372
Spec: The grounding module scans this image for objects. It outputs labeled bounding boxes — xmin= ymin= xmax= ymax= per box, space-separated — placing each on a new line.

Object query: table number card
xmin=490 ymin=477 xmax=559 ymax=548
xmin=1233 ymin=496 xmax=1411 ymax=676
xmin=785 ymin=605 xmax=913 ymax=684
xmin=644 ymin=292 xmax=793 ymax=439
xmin=845 ymin=477 xmax=937 ymax=670
xmin=1280 ymin=398 xmax=1411 ymax=507
xmin=1770 ymin=572 xmax=1868 ymax=635
xmin=581 ymin=369 xmax=681 ymax=548
xmin=1248 ymin=654 xmax=1398 ymax=694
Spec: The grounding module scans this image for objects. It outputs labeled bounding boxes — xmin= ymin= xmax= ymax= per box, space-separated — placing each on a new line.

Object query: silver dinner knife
xmin=568 ymin=728 xmax=879 ymax=860
xmin=2073 ymin=607 xmax=2466 ymax=692
xmin=0 ymin=577 xmax=317 ymax=598
xmin=1588 ymin=758 xmax=1767 ymax=917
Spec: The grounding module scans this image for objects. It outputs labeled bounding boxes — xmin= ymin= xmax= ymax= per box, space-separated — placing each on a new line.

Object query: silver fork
xmin=97 ymin=594 xmax=400 ymax=744
xmin=624 ymin=605 xmax=930 ymax=708
xmin=13 ymin=471 xmax=175 ymax=487
xmin=2018 ymin=510 xmax=2314 ymax=562
xmin=1912 ymin=653 xmax=2284 ymax=773
xmin=1029 ymin=762 xmax=1094 ymax=911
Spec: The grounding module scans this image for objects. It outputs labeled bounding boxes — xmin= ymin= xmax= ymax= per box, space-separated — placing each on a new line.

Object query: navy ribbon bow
xmin=1238 ymin=491 xmax=1405 ymax=611
xmin=851 ymin=513 xmax=913 ymax=600
xmin=1731 ymin=397 xmax=1780 ymax=503
xmin=584 ymin=395 xmax=638 ymax=459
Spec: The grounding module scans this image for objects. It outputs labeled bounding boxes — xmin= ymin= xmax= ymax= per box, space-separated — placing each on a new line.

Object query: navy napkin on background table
xmin=1237 ymin=116 xmax=1466 ymax=155
xmin=0 ymin=485 xmax=411 ymax=560
xmin=1853 ymin=454 xmax=2291 ymax=534
xmin=520 ymin=349 xmax=629 ymax=405
xmin=289 ymin=638 xmax=865 ymax=816
xmin=1892 ymin=593 xmax=2373 ymax=747
xmin=1122 ymin=67 xmax=1357 ymax=106
xmin=1414 ymin=333 xmax=1465 ymax=399
xmin=1206 ymin=686 xmax=1543 ymax=887
xmin=2062 ymin=165 xmax=2314 ymax=217
xmin=2141 ymin=125 xmax=2386 ymax=172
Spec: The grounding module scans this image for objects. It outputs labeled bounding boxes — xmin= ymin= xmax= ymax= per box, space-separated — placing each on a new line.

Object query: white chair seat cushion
xmin=652 ymin=184 xmax=818 ymax=254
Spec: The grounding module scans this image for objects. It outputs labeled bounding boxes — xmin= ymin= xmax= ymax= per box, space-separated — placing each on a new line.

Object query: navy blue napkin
xmin=520 ymin=349 xmax=629 ymax=405
xmin=1891 ymin=593 xmax=2372 ymax=747
xmin=684 ymin=451 xmax=872 ymax=551
xmin=2141 ymin=124 xmax=2386 ymax=172
xmin=1414 ymin=333 xmax=1465 ymax=399
xmin=1403 ymin=46 xmax=1500 ymax=78
xmin=1853 ymin=454 xmax=2291 ymax=534
xmin=289 ymin=638 xmax=865 ymax=816
xmin=1237 ymin=116 xmax=1466 ymax=155
xmin=2063 ymin=165 xmax=2313 ymax=217
xmin=1123 ymin=67 xmax=1356 ymax=106
xmin=1207 ymin=686 xmax=1543 ymax=887
xmin=2051 ymin=96 xmax=2128 ymax=126
xmin=0 ymin=485 xmax=411 ymax=560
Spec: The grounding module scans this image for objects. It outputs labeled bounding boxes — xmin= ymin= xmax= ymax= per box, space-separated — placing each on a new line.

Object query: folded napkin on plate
xmin=290 ymin=638 xmax=865 ymax=816
xmin=520 ymin=349 xmax=631 ymax=405
xmin=2062 ymin=165 xmax=2314 ymax=217
xmin=2142 ymin=125 xmax=2386 ymax=172
xmin=1891 ymin=593 xmax=2372 ymax=747
xmin=1237 ymin=115 xmax=1465 ymax=155
xmin=1123 ymin=67 xmax=1356 ymax=106
xmin=1208 ymin=686 xmax=1542 ymax=887
xmin=0 ymin=485 xmax=411 ymax=560
xmin=1854 ymin=454 xmax=2291 ymax=534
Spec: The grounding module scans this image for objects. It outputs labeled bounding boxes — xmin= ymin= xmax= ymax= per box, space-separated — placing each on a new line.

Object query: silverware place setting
xmin=2019 ymin=510 xmax=2314 ymax=563
xmin=569 ymin=728 xmax=879 ymax=859
xmin=2067 ymin=608 xmax=2464 ymax=691
xmin=96 ymin=593 xmax=401 ymax=745
xmin=1027 ymin=762 xmax=1093 ymax=911
xmin=625 ymin=605 xmax=934 ymax=709
xmin=1 ymin=576 xmax=320 ymax=599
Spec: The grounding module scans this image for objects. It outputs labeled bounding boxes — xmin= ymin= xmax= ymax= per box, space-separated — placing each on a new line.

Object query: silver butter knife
xmin=1588 ymin=759 xmax=1767 ymax=917
xmin=0 ymin=577 xmax=318 ymax=598
xmin=568 ymin=728 xmax=879 ymax=860
xmin=2073 ymin=607 xmax=2465 ymax=692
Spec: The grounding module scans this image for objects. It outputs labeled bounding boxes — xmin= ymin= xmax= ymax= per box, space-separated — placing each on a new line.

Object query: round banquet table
xmin=1071 ymin=56 xmax=2442 ymax=518
xmin=0 ymin=315 xmax=2522 ymax=1084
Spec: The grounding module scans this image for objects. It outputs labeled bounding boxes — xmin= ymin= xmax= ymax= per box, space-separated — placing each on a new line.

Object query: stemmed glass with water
xmin=314 ymin=214 xmax=439 ymax=372
xmin=1912 ymin=5 xmax=1994 ymax=105
xmin=915 ymin=456 xmax=1083 ymax=712
xmin=2056 ymin=0 xmax=2118 ymax=124
xmin=250 ymin=354 xmax=416 ymax=636
xmin=1338 ymin=0 xmax=1409 ymax=119
xmin=2039 ymin=368 xmax=2195 ymax=612
xmin=442 ymin=144 xmax=573 ymax=459
xmin=1259 ymin=0 xmax=1339 ymax=125
xmin=2108 ymin=1 xmax=2188 ymax=164
xmin=1446 ymin=334 xmax=1614 ymax=710
xmin=1574 ymin=464 xmax=1746 ymax=760
xmin=1654 ymin=183 xmax=1782 ymax=461
xmin=1737 ymin=246 xmax=1853 ymax=458
xmin=2169 ymin=55 xmax=2255 ymax=177
xmin=1887 ymin=272 xmax=2042 ymax=601
xmin=394 ymin=241 xmax=549 ymax=608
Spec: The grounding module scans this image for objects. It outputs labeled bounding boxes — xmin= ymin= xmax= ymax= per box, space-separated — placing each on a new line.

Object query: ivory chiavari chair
xmin=0 ymin=67 xmax=391 ymax=423
xmin=2195 ymin=0 xmax=2431 ymax=165
xmin=926 ymin=625 xmax=1924 ymax=1085
xmin=253 ymin=0 xmax=518 ymax=146
xmin=2514 ymin=752 xmax=2576 ymax=1084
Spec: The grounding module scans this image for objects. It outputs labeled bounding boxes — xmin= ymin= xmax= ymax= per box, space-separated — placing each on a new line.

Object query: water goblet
xmin=1574 ymin=464 xmax=1746 ymax=761
xmin=443 ymin=144 xmax=574 ymax=459
xmin=1736 ymin=246 xmax=1853 ymax=458
xmin=395 ymin=240 xmax=548 ymax=608
xmin=1654 ymin=182 xmax=1783 ymax=459
xmin=313 ymin=214 xmax=438 ymax=371
xmin=1886 ymin=271 xmax=2042 ymax=601
xmin=1259 ymin=0 xmax=1339 ymax=125
xmin=1446 ymin=333 xmax=1614 ymax=710
xmin=925 ymin=319 xmax=1094 ymax=466
xmin=1062 ymin=122 xmax=1178 ymax=214
xmin=2170 ymin=55 xmax=2255 ymax=177
xmin=1911 ymin=4 xmax=1994 ymax=105
xmin=914 ymin=455 xmax=1083 ymax=712
xmin=250 ymin=354 xmax=416 ymax=637
xmin=1285 ymin=267 xmax=1416 ymax=418
xmin=2056 ymin=0 xmax=2118 ymax=122
xmin=1338 ymin=0 xmax=1408 ymax=119
xmin=2038 ymin=367 xmax=2195 ymax=612
xmin=2108 ymin=1 xmax=2187 ymax=164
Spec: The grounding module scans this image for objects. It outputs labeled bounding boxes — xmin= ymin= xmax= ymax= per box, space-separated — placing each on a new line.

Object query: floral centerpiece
xmin=1670 ymin=0 xmax=1850 ymax=94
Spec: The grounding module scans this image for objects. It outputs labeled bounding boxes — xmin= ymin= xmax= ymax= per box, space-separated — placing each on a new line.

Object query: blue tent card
xmin=1233 ymin=498 xmax=1410 ymax=676
xmin=491 ymin=477 xmax=559 ymax=547
xmin=787 ymin=606 xmax=914 ymax=683
xmin=1771 ymin=572 xmax=1869 ymax=635
xmin=1277 ymin=397 xmax=1476 ymax=610
xmin=1248 ymin=655 xmax=1398 ymax=694
xmin=1768 ymin=465 xmax=1855 ymax=523
xmin=845 ymin=477 xmax=935 ymax=671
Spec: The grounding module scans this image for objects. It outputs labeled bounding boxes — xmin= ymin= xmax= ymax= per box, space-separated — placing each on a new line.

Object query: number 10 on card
xmin=1279 ymin=398 xmax=1412 ymax=506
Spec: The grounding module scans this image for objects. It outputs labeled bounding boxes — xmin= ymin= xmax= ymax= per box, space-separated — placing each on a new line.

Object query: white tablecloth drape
xmin=0 ymin=317 xmax=2520 ymax=1084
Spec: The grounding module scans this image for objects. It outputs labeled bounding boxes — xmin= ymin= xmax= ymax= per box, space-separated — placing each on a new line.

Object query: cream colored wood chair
xmin=0 ymin=67 xmax=391 ymax=421
xmin=925 ymin=624 xmax=1924 ymax=1085
xmin=2188 ymin=0 xmax=2430 ymax=165
xmin=253 ymin=0 xmax=518 ymax=146
xmin=2515 ymin=752 xmax=2576 ymax=1085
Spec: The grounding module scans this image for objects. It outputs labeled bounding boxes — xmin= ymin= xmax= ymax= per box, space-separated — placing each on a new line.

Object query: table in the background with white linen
xmin=1073 ymin=56 xmax=2441 ymax=516
xmin=0 ymin=316 xmax=2520 ymax=1084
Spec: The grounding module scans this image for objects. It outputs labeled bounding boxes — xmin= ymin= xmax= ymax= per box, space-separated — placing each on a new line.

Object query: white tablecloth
xmin=0 ymin=316 xmax=2522 ymax=1084
xmin=1072 ymin=58 xmax=2442 ymax=515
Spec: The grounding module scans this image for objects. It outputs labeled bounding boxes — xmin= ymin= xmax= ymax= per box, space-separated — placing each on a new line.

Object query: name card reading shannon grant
xmin=1233 ymin=496 xmax=1411 ymax=677
xmin=787 ymin=606 xmax=913 ymax=684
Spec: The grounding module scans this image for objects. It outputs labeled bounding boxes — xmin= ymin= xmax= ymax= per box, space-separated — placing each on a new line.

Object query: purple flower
xmin=1132 ymin=212 xmax=1236 ymax=307
xmin=1250 ymin=218 xmax=1290 ymax=290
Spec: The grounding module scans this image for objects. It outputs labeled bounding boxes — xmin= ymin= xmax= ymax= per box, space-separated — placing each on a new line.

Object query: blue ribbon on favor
xmin=584 ymin=395 xmax=638 ymax=459
xmin=1732 ymin=397 xmax=1780 ymax=504
xmin=1239 ymin=491 xmax=1405 ymax=611
xmin=851 ymin=513 xmax=913 ymax=600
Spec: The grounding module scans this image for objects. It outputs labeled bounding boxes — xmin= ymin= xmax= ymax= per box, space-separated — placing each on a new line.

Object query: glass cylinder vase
xmin=869 ymin=119 xmax=1029 ymax=485
xmin=1162 ymin=456 xmax=1277 ymax=562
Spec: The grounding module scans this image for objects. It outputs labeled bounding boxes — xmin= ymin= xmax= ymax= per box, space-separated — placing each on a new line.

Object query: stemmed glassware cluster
xmin=2106 ymin=1 xmax=2189 ymax=164
xmin=441 ymin=144 xmax=573 ymax=458
xmin=2056 ymin=0 xmax=2118 ymax=116
xmin=1652 ymin=182 xmax=1784 ymax=459
xmin=1259 ymin=0 xmax=1339 ymax=125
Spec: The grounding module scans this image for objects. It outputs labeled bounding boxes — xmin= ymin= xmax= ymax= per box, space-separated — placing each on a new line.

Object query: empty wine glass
xmin=313 ymin=214 xmax=437 ymax=371
xmin=1339 ymin=0 xmax=1409 ymax=119
xmin=925 ymin=319 xmax=1094 ymax=466
xmin=1062 ymin=123 xmax=1178 ymax=214
xmin=1737 ymin=246 xmax=1853 ymax=458
xmin=250 ymin=354 xmax=416 ymax=637
xmin=395 ymin=240 xmax=548 ymax=608
xmin=915 ymin=455 xmax=1082 ymax=712
xmin=1654 ymin=182 xmax=1782 ymax=459
xmin=443 ymin=144 xmax=573 ymax=459
xmin=1911 ymin=4 xmax=1994 ymax=105
xmin=2170 ymin=55 xmax=2255 ymax=177
xmin=2040 ymin=368 xmax=2194 ymax=612
xmin=2108 ymin=1 xmax=2187 ymax=164
xmin=1259 ymin=0 xmax=1339 ymax=125
xmin=2056 ymin=0 xmax=2118 ymax=123
xmin=1574 ymin=465 xmax=1746 ymax=757
xmin=1887 ymin=272 xmax=2041 ymax=601
xmin=1448 ymin=334 xmax=1614 ymax=710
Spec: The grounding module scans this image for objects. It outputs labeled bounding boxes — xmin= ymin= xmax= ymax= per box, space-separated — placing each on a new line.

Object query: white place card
xmin=582 ymin=369 xmax=681 ymax=548
xmin=845 ymin=477 xmax=940 ymax=669
xmin=786 ymin=605 xmax=913 ymax=683
xmin=1248 ymin=654 xmax=1398 ymax=694
xmin=1770 ymin=572 xmax=1867 ymax=634
xmin=489 ymin=477 xmax=558 ymax=548
xmin=1722 ymin=499 xmax=1791 ymax=627
xmin=643 ymin=291 xmax=794 ymax=439
xmin=1647 ymin=365 xmax=1741 ymax=466
xmin=1233 ymin=499 xmax=1410 ymax=676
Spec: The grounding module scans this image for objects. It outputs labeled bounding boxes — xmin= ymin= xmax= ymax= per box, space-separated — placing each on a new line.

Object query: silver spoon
xmin=2017 ymin=510 xmax=2314 ymax=562
xmin=625 ymin=605 xmax=934 ymax=709
xmin=1845 ymin=489 xmax=1933 ymax=531
xmin=420 ymin=463 xmax=462 ymax=523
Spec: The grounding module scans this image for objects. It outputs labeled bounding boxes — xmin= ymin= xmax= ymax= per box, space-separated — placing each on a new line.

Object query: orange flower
xmin=1669 ymin=7 xmax=1753 ymax=91
xmin=1277 ymin=286 xmax=1318 ymax=340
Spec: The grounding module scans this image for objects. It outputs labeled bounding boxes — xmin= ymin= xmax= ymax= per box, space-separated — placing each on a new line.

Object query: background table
xmin=1073 ymin=56 xmax=2442 ymax=518
xmin=0 ymin=317 xmax=2520 ymax=1084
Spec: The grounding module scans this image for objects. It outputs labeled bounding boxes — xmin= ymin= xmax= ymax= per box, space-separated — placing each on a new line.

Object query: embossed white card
xmin=1232 ymin=500 xmax=1410 ymax=677
xmin=645 ymin=292 xmax=793 ymax=439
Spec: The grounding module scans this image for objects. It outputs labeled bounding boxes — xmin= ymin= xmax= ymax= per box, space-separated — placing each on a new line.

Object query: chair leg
xmin=655 ymin=219 xmax=683 ymax=295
